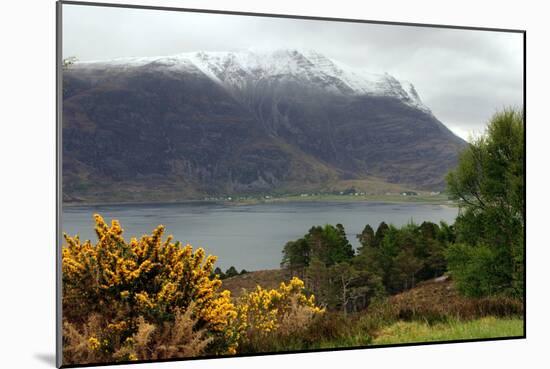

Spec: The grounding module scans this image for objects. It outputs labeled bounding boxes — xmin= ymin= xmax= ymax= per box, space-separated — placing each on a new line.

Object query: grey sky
xmin=63 ymin=4 xmax=524 ymax=140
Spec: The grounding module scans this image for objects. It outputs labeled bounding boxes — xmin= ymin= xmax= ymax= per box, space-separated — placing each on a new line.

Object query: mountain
xmin=62 ymin=49 xmax=466 ymax=203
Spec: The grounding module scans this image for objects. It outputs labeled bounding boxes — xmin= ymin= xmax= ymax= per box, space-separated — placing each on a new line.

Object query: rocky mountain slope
xmin=62 ymin=49 xmax=466 ymax=203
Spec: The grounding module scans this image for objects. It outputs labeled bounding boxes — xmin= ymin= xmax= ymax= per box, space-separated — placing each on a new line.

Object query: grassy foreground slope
xmin=374 ymin=317 xmax=523 ymax=345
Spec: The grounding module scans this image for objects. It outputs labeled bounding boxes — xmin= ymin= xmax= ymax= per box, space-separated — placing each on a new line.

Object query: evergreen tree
xmin=391 ymin=247 xmax=423 ymax=291
xmin=281 ymin=238 xmax=310 ymax=276
xmin=225 ymin=266 xmax=239 ymax=278
xmin=419 ymin=221 xmax=439 ymax=240
xmin=305 ymin=224 xmax=354 ymax=266
xmin=373 ymin=221 xmax=389 ymax=248
xmin=357 ymin=224 xmax=375 ymax=251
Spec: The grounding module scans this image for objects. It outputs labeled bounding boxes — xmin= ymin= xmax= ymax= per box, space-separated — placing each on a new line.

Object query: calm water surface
xmin=62 ymin=201 xmax=458 ymax=271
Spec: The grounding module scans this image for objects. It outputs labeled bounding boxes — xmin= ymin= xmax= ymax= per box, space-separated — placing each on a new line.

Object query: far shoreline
xmin=62 ymin=193 xmax=457 ymax=208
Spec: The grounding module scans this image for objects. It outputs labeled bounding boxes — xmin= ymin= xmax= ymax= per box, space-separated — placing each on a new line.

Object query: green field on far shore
xmin=221 ymin=192 xmax=454 ymax=206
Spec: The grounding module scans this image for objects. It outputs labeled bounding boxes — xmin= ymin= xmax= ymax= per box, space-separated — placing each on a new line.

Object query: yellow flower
xmin=62 ymin=214 xmax=241 ymax=356
xmin=234 ymin=276 xmax=324 ymax=340
xmin=88 ymin=337 xmax=100 ymax=351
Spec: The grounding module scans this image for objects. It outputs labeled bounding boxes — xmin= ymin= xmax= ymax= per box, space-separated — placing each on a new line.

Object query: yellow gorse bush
xmin=62 ymin=214 xmax=324 ymax=363
xmin=236 ymin=277 xmax=325 ymax=340
xmin=62 ymin=214 xmax=239 ymax=357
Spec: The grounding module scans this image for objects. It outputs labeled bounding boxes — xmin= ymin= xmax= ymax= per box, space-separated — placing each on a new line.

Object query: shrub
xmin=63 ymin=315 xmax=108 ymax=364
xmin=388 ymin=277 xmax=523 ymax=324
xmin=62 ymin=215 xmax=326 ymax=363
xmin=62 ymin=214 xmax=239 ymax=364
xmin=235 ymin=277 xmax=324 ymax=352
xmin=113 ymin=305 xmax=213 ymax=361
xmin=298 ymin=312 xmax=373 ymax=349
xmin=63 ymin=306 xmax=213 ymax=365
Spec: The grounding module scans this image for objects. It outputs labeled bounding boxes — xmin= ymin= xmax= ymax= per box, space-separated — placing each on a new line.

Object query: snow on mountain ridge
xmin=73 ymin=49 xmax=430 ymax=112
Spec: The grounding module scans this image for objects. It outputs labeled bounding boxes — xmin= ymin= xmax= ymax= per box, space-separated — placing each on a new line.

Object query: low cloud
xmin=63 ymin=4 xmax=523 ymax=137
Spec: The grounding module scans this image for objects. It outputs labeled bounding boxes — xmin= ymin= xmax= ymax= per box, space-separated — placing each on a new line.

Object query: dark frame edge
xmin=58 ymin=0 xmax=526 ymax=34
xmin=56 ymin=1 xmax=63 ymax=368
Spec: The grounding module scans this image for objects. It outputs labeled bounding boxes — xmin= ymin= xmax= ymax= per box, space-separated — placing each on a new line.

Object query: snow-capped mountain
xmin=74 ymin=49 xmax=430 ymax=113
xmin=63 ymin=49 xmax=465 ymax=203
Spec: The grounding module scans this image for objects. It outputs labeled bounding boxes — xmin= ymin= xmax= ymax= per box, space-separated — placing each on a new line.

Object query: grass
xmin=242 ymin=313 xmax=523 ymax=353
xmin=373 ymin=316 xmax=524 ymax=345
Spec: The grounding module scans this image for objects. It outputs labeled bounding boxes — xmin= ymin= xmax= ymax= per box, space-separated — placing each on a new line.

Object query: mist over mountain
xmin=62 ymin=49 xmax=466 ymax=203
